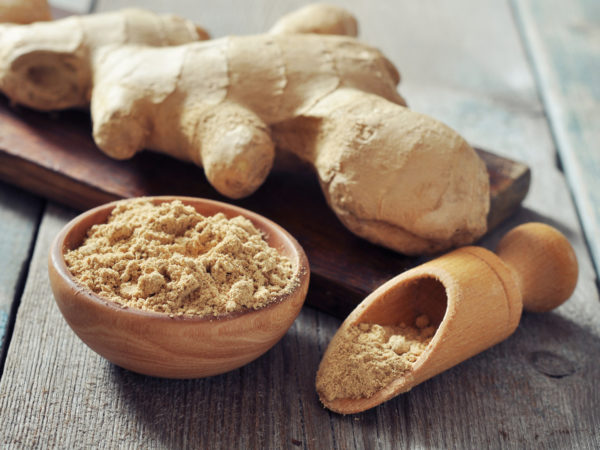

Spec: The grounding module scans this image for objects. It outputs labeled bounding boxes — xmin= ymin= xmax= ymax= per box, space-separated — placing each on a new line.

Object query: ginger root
xmin=0 ymin=0 xmax=51 ymax=24
xmin=269 ymin=4 xmax=358 ymax=37
xmin=0 ymin=8 xmax=208 ymax=110
xmin=0 ymin=5 xmax=490 ymax=254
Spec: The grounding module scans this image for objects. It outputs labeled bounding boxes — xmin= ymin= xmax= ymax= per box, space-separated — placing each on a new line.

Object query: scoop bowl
xmin=48 ymin=196 xmax=310 ymax=378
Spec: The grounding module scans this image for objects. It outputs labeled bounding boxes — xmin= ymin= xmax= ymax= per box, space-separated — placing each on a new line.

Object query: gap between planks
xmin=0 ymin=186 xmax=45 ymax=378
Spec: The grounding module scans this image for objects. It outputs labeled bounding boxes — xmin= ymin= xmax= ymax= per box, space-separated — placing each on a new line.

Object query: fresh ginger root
xmin=269 ymin=3 xmax=358 ymax=36
xmin=0 ymin=9 xmax=208 ymax=110
xmin=0 ymin=5 xmax=489 ymax=254
xmin=0 ymin=0 xmax=51 ymax=24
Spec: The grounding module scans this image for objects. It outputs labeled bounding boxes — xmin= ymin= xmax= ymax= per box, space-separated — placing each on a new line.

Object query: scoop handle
xmin=495 ymin=222 xmax=578 ymax=312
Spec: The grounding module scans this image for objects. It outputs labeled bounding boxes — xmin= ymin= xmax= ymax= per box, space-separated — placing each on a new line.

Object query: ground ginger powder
xmin=316 ymin=315 xmax=435 ymax=402
xmin=64 ymin=199 xmax=295 ymax=317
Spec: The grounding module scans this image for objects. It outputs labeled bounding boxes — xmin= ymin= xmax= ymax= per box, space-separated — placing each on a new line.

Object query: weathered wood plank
xmin=511 ymin=0 xmax=600 ymax=278
xmin=0 ymin=183 xmax=43 ymax=361
xmin=0 ymin=0 xmax=598 ymax=448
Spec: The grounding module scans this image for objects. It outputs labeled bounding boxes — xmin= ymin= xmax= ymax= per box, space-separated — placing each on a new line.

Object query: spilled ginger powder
xmin=316 ymin=315 xmax=435 ymax=402
xmin=64 ymin=199 xmax=295 ymax=317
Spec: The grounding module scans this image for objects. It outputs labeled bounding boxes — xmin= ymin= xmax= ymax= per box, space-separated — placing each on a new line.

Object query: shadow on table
xmin=108 ymin=300 xmax=599 ymax=448
xmin=476 ymin=205 xmax=582 ymax=250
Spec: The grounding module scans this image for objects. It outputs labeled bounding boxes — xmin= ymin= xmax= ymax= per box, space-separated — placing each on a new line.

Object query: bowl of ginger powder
xmin=48 ymin=196 xmax=309 ymax=378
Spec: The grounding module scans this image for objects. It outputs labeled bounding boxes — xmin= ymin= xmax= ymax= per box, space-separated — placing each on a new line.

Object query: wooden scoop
xmin=317 ymin=222 xmax=578 ymax=414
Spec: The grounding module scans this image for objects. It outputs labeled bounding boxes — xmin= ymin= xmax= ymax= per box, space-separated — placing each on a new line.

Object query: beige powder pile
xmin=64 ymin=199 xmax=295 ymax=317
xmin=316 ymin=315 xmax=435 ymax=402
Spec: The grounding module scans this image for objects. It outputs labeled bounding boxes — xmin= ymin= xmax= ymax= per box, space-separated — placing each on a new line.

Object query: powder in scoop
xmin=316 ymin=315 xmax=435 ymax=402
xmin=64 ymin=199 xmax=295 ymax=317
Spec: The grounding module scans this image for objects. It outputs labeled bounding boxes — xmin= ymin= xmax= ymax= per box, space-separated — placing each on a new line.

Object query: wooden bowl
xmin=48 ymin=196 xmax=310 ymax=378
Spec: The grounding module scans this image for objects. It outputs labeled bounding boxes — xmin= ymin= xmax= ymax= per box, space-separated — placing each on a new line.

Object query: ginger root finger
xmin=91 ymin=43 xmax=189 ymax=160
xmin=0 ymin=9 xmax=207 ymax=111
xmin=196 ymin=104 xmax=275 ymax=199
xmin=269 ymin=4 xmax=358 ymax=37
xmin=273 ymin=89 xmax=490 ymax=254
xmin=92 ymin=43 xmax=275 ymax=199
xmin=0 ymin=0 xmax=51 ymax=24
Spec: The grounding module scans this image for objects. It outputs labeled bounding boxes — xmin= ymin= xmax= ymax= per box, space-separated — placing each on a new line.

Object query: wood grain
xmin=0 ymin=0 xmax=597 ymax=448
xmin=512 ymin=0 xmax=600 ymax=279
xmin=0 ymin=96 xmax=530 ymax=318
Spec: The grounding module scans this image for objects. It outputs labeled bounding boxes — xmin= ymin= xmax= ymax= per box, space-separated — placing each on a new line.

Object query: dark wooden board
xmin=0 ymin=96 xmax=529 ymax=317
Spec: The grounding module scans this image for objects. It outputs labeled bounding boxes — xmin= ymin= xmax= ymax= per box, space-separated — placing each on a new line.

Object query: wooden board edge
xmin=0 ymin=149 xmax=120 ymax=210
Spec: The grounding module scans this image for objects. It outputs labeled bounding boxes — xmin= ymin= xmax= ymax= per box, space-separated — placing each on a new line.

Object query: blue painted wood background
xmin=513 ymin=0 xmax=600 ymax=277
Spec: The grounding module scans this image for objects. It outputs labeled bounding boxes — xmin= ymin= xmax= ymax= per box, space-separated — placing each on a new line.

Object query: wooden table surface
xmin=1 ymin=0 xmax=599 ymax=448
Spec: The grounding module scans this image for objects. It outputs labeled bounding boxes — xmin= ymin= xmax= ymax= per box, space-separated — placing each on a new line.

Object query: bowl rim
xmin=50 ymin=195 xmax=310 ymax=323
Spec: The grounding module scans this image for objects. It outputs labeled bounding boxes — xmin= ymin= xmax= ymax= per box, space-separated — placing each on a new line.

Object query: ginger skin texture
xmin=0 ymin=0 xmax=51 ymax=24
xmin=269 ymin=3 xmax=358 ymax=37
xmin=0 ymin=5 xmax=489 ymax=255
xmin=0 ymin=9 xmax=208 ymax=110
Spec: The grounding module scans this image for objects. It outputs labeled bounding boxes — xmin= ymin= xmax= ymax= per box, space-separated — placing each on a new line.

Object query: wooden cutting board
xmin=0 ymin=95 xmax=530 ymax=318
